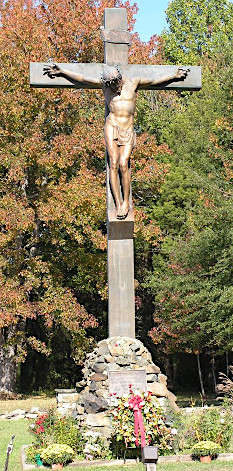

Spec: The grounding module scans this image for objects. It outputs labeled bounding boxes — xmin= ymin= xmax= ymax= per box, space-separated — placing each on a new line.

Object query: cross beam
xmin=30 ymin=8 xmax=201 ymax=339
xmin=30 ymin=63 xmax=201 ymax=91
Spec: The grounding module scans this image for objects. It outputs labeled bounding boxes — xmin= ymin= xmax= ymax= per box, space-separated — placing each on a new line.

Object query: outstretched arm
xmin=43 ymin=63 xmax=100 ymax=86
xmin=139 ymin=67 xmax=190 ymax=86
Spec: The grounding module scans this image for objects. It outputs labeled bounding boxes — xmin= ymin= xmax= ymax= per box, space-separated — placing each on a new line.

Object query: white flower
xmin=84 ymin=444 xmax=100 ymax=452
xmin=171 ymin=428 xmax=178 ymax=435
xmin=140 ymin=400 xmax=145 ymax=406
xmin=84 ymin=445 xmax=91 ymax=452
xmin=144 ymin=407 xmax=149 ymax=414
xmin=111 ymin=398 xmax=118 ymax=406
xmin=144 ymin=392 xmax=148 ymax=397
xmin=124 ymin=401 xmax=129 ymax=407
xmin=123 ymin=393 xmax=128 ymax=399
xmin=84 ymin=431 xmax=94 ymax=437
xmin=220 ymin=418 xmax=225 ymax=424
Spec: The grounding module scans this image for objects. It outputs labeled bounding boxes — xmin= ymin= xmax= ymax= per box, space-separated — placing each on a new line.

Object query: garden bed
xmin=21 ymin=445 xmax=233 ymax=469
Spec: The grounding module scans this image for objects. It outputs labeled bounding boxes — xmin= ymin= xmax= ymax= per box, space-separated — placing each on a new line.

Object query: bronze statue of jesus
xmin=43 ymin=63 xmax=188 ymax=219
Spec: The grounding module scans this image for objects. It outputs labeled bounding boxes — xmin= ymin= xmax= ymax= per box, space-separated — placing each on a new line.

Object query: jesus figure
xmin=43 ymin=63 xmax=188 ymax=219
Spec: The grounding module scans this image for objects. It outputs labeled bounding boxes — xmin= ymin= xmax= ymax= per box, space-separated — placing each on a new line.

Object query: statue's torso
xmin=104 ymin=78 xmax=138 ymax=130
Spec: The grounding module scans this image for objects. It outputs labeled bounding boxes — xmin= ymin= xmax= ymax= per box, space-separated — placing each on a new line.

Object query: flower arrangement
xmin=110 ymin=387 xmax=173 ymax=455
xmin=40 ymin=443 xmax=75 ymax=465
xmin=191 ymin=440 xmax=221 ymax=459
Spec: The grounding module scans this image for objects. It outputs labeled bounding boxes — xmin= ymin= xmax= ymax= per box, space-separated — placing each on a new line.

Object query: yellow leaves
xmin=0 ymin=277 xmax=36 ymax=328
xmin=37 ymin=284 xmax=98 ymax=333
xmin=215 ymin=117 xmax=232 ymax=132
xmin=134 ymin=208 xmax=162 ymax=246
xmin=0 ymin=194 xmax=35 ymax=246
xmin=38 ymin=163 xmax=106 ymax=250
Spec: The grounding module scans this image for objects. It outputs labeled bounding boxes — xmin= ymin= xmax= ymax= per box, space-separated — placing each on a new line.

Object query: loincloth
xmin=113 ymin=125 xmax=136 ymax=148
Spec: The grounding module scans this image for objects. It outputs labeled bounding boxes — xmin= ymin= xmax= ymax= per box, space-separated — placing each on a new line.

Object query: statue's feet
xmin=116 ymin=202 xmax=129 ymax=220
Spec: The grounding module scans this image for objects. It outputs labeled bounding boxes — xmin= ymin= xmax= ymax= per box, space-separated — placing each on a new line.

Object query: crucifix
xmin=30 ymin=8 xmax=201 ymax=340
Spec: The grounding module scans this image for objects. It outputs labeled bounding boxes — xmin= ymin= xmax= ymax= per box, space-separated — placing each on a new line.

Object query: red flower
xmin=35 ymin=425 xmax=45 ymax=434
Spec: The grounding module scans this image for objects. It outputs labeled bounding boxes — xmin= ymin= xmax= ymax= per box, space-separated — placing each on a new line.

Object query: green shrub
xmin=26 ymin=445 xmax=44 ymax=463
xmin=40 ymin=443 xmax=75 ymax=465
xmin=28 ymin=408 xmax=85 ymax=453
xmin=191 ymin=440 xmax=221 ymax=458
xmin=173 ymin=406 xmax=233 ymax=452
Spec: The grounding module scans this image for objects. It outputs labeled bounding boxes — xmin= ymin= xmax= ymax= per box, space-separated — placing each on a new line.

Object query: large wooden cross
xmin=30 ymin=8 xmax=201 ymax=340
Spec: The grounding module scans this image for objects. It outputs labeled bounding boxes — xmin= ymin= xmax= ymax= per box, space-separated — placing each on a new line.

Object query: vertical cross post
xmin=104 ymin=8 xmax=135 ymax=338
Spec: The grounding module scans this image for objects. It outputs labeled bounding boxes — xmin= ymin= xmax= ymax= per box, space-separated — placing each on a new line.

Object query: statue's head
xmin=101 ymin=65 xmax=122 ymax=92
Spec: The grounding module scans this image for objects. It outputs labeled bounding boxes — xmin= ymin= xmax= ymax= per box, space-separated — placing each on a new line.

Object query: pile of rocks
xmin=56 ymin=389 xmax=79 ymax=416
xmin=70 ymin=337 xmax=178 ymax=436
xmin=0 ymin=407 xmax=43 ymax=420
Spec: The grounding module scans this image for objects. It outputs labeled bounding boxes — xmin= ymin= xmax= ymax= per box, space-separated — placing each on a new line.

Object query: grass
xmin=175 ymin=392 xmax=220 ymax=408
xmin=0 ymin=419 xmax=233 ymax=471
xmin=0 ymin=419 xmax=32 ymax=471
xmin=0 ymin=390 xmax=222 ymax=415
xmin=0 ymin=393 xmax=56 ymax=415
xmin=68 ymin=464 xmax=233 ymax=471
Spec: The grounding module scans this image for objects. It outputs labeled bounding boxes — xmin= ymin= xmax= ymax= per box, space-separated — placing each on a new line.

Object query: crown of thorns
xmin=100 ymin=65 xmax=122 ymax=84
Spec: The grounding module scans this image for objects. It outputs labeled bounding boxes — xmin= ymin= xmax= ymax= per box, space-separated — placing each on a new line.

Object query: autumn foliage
xmin=0 ymin=0 xmax=169 ymax=390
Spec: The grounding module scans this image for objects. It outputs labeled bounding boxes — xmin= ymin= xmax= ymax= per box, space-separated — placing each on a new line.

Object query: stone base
xmin=74 ymin=337 xmax=178 ymax=435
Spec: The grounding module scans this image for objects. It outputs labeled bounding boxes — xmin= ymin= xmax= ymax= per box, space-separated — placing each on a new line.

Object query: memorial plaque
xmin=109 ymin=369 xmax=147 ymax=399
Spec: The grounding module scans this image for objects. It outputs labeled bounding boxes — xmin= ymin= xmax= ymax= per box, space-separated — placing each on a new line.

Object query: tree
xmin=162 ymin=0 xmax=233 ymax=64
xmin=0 ymin=0 xmax=167 ymax=391
xmin=144 ymin=47 xmax=233 ymax=391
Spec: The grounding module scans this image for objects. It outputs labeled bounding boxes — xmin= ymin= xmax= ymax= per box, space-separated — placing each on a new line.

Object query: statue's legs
xmin=118 ymin=144 xmax=132 ymax=218
xmin=105 ymin=126 xmax=121 ymax=213
xmin=105 ymin=122 xmax=132 ymax=219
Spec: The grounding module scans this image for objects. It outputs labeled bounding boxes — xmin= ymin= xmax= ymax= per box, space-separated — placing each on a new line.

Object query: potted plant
xmin=191 ymin=440 xmax=221 ymax=463
xmin=40 ymin=443 xmax=75 ymax=468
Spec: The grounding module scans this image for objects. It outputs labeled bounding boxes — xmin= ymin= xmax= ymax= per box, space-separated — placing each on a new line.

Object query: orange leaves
xmin=0 ymin=277 xmax=36 ymax=328
xmin=38 ymin=163 xmax=106 ymax=250
xmin=132 ymin=134 xmax=170 ymax=188
xmin=0 ymin=194 xmax=35 ymax=246
xmin=36 ymin=285 xmax=98 ymax=332
xmin=130 ymin=33 xmax=165 ymax=66
xmin=0 ymin=0 xmax=170 ymax=368
xmin=133 ymin=208 xmax=162 ymax=246
xmin=149 ymin=318 xmax=181 ymax=351
xmin=27 ymin=336 xmax=52 ymax=356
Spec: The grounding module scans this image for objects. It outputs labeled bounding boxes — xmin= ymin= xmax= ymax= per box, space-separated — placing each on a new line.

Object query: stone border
xmin=22 ymin=446 xmax=233 ymax=469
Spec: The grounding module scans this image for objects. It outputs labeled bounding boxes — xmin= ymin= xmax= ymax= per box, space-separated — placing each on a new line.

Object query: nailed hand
xmin=43 ymin=63 xmax=62 ymax=78
xmin=174 ymin=67 xmax=190 ymax=80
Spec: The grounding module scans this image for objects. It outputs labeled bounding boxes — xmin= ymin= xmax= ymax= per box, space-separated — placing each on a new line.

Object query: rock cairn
xmin=70 ymin=337 xmax=178 ymax=437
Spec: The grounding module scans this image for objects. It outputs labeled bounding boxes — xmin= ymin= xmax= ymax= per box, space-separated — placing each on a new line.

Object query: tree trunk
xmin=172 ymin=358 xmax=179 ymax=388
xmin=164 ymin=356 xmax=173 ymax=389
xmin=196 ymin=352 xmax=205 ymax=397
xmin=226 ymin=351 xmax=229 ymax=376
xmin=211 ymin=355 xmax=217 ymax=395
xmin=0 ymin=330 xmax=17 ymax=393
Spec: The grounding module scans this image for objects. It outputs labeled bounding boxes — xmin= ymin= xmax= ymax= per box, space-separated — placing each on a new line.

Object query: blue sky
xmin=134 ymin=0 xmax=169 ymax=41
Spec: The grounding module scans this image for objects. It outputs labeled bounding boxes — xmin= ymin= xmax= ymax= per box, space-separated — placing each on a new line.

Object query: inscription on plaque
xmin=109 ymin=370 xmax=147 ymax=398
